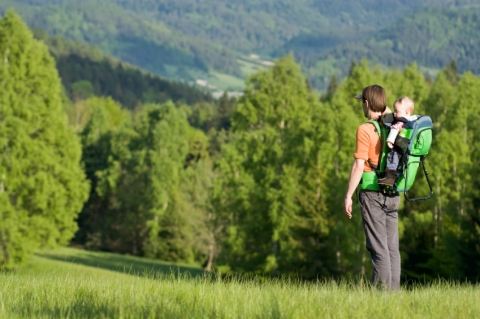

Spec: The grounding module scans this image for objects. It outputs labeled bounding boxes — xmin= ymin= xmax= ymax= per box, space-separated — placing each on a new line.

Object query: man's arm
xmin=344 ymin=158 xmax=365 ymax=219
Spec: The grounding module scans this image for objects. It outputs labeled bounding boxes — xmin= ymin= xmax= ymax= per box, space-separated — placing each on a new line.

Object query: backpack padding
xmin=407 ymin=116 xmax=433 ymax=151
xmin=395 ymin=157 xmax=421 ymax=192
xmin=410 ymin=128 xmax=432 ymax=156
xmin=395 ymin=116 xmax=433 ymax=193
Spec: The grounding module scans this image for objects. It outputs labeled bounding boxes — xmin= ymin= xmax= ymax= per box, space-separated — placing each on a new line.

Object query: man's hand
xmin=344 ymin=196 xmax=353 ymax=219
xmin=387 ymin=141 xmax=394 ymax=149
xmin=344 ymin=158 xmax=364 ymax=220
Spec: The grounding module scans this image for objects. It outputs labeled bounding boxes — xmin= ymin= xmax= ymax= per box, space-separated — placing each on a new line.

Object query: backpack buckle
xmin=380 ymin=185 xmax=397 ymax=196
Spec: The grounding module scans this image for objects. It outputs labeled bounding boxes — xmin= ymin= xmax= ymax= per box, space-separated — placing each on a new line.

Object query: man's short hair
xmin=362 ymin=85 xmax=387 ymax=113
xmin=394 ymin=96 xmax=414 ymax=113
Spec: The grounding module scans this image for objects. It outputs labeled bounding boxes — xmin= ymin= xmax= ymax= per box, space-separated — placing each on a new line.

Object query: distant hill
xmin=13 ymin=0 xmax=472 ymax=52
xmin=0 ymin=0 xmax=241 ymax=83
xmin=300 ymin=7 xmax=480 ymax=88
xmin=34 ymin=30 xmax=213 ymax=109
xmin=2 ymin=0 xmax=480 ymax=90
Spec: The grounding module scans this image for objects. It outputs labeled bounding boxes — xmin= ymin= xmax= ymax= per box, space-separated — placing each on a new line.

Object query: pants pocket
xmin=385 ymin=195 xmax=400 ymax=212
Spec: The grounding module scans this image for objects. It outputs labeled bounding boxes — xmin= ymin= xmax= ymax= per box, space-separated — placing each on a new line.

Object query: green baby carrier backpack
xmin=359 ymin=114 xmax=434 ymax=202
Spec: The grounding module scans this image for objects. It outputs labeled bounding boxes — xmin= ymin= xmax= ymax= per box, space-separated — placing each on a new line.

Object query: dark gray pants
xmin=359 ymin=191 xmax=401 ymax=290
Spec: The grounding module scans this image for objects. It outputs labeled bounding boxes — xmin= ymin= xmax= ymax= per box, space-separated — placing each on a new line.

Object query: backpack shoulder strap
xmin=365 ymin=120 xmax=381 ymax=136
xmin=363 ymin=120 xmax=387 ymax=173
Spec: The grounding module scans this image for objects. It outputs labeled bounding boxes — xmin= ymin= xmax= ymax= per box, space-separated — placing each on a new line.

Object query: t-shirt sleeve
xmin=354 ymin=125 xmax=370 ymax=161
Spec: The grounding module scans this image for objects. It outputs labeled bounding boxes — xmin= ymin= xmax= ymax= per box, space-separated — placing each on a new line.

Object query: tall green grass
xmin=0 ymin=248 xmax=478 ymax=318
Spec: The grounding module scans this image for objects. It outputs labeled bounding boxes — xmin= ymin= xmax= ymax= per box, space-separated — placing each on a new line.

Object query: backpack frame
xmin=367 ymin=115 xmax=434 ymax=202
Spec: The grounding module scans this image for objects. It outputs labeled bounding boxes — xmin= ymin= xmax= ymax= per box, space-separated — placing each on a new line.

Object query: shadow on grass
xmin=35 ymin=249 xmax=206 ymax=279
xmin=14 ymin=289 xmax=225 ymax=319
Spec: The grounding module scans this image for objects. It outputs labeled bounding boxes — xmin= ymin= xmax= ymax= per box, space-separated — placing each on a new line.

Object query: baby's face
xmin=394 ymin=102 xmax=410 ymax=118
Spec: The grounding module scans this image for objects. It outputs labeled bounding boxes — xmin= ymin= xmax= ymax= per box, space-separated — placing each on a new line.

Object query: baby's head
xmin=393 ymin=96 xmax=414 ymax=118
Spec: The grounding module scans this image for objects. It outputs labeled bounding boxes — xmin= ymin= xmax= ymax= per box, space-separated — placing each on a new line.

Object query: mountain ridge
xmin=304 ymin=6 xmax=480 ymax=88
xmin=2 ymin=0 xmax=480 ymax=90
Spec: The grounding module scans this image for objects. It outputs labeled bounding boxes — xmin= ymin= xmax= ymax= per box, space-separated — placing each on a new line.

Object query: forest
xmin=2 ymin=0 xmax=480 ymax=91
xmin=1 ymin=11 xmax=480 ymax=284
xmin=32 ymin=29 xmax=214 ymax=109
xmin=302 ymin=7 xmax=480 ymax=88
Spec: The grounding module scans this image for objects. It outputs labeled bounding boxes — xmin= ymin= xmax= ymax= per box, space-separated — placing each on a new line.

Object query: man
xmin=343 ymin=84 xmax=401 ymax=290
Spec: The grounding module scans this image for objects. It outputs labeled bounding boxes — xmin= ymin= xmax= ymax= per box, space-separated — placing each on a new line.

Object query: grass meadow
xmin=0 ymin=248 xmax=478 ymax=319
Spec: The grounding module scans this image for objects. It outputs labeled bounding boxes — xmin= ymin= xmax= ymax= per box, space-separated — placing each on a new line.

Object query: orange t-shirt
xmin=354 ymin=123 xmax=381 ymax=172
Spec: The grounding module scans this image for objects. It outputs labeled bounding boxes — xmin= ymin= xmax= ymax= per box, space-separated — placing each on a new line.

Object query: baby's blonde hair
xmin=394 ymin=96 xmax=414 ymax=114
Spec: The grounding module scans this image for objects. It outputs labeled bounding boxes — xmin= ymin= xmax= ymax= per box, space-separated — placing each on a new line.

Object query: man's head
xmin=354 ymin=85 xmax=387 ymax=118
xmin=393 ymin=96 xmax=414 ymax=118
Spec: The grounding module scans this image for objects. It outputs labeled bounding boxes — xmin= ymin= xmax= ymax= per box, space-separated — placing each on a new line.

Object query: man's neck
xmin=368 ymin=112 xmax=382 ymax=120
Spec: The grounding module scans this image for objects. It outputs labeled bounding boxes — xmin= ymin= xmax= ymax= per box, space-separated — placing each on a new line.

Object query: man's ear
xmin=365 ymin=100 xmax=369 ymax=109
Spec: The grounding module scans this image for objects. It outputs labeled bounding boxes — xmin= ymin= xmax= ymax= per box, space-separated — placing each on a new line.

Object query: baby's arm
xmin=386 ymin=134 xmax=397 ymax=149
xmin=386 ymin=122 xmax=404 ymax=148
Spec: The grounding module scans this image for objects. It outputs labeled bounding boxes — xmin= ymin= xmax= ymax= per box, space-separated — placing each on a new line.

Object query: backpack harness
xmin=358 ymin=115 xmax=434 ymax=202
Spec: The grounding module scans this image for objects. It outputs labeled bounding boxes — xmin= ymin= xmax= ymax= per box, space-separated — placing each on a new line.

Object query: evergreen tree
xmin=181 ymin=130 xmax=220 ymax=268
xmin=444 ymin=59 xmax=460 ymax=86
xmin=215 ymin=55 xmax=331 ymax=276
xmin=216 ymin=92 xmax=237 ymax=131
xmin=400 ymin=71 xmax=457 ymax=280
xmin=322 ymin=75 xmax=338 ymax=102
xmin=323 ymin=62 xmax=378 ymax=277
xmin=95 ymin=102 xmax=190 ymax=256
xmin=0 ymin=11 xmax=89 ymax=266
xmin=188 ymin=102 xmax=218 ymax=132
xmin=454 ymin=72 xmax=480 ymax=281
xmin=73 ymin=97 xmax=129 ymax=249
xmin=156 ymin=127 xmax=214 ymax=264
xmin=395 ymin=63 xmax=429 ymax=113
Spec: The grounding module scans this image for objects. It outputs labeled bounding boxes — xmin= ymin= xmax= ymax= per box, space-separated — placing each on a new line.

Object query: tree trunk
xmin=0 ymin=233 xmax=9 ymax=263
xmin=204 ymin=232 xmax=215 ymax=272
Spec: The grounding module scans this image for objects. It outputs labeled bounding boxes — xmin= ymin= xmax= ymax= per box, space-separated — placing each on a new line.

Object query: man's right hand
xmin=344 ymin=196 xmax=353 ymax=219
xmin=344 ymin=159 xmax=364 ymax=220
xmin=387 ymin=141 xmax=394 ymax=149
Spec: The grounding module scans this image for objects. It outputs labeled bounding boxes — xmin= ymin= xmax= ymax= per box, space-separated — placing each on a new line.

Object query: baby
xmin=378 ymin=96 xmax=418 ymax=187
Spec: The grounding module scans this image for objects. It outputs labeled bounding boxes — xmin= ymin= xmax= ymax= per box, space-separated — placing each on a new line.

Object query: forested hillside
xmin=9 ymin=0 xmax=473 ymax=51
xmin=0 ymin=0 xmax=242 ymax=82
xmin=303 ymin=7 xmax=480 ymax=88
xmin=33 ymin=29 xmax=213 ymax=109
xmin=1 ymin=0 xmax=480 ymax=90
